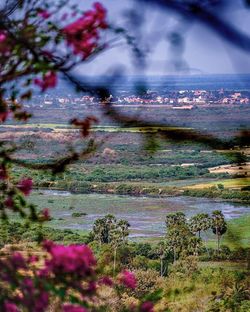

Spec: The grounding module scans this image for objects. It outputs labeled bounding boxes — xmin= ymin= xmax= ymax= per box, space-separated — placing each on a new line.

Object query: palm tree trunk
xmin=160 ymin=257 xmax=163 ymax=277
xmin=216 ymin=228 xmax=220 ymax=252
xmin=113 ymin=247 xmax=117 ymax=277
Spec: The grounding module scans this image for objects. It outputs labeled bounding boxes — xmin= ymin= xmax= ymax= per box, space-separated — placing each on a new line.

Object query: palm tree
xmin=92 ymin=215 xmax=130 ymax=275
xmin=165 ymin=212 xmax=192 ymax=262
xmin=189 ymin=213 xmax=211 ymax=238
xmin=110 ymin=219 xmax=130 ymax=276
xmin=187 ymin=236 xmax=202 ymax=256
xmin=92 ymin=214 xmax=117 ymax=244
xmin=211 ymin=210 xmax=227 ymax=252
xmin=155 ymin=241 xmax=168 ymax=277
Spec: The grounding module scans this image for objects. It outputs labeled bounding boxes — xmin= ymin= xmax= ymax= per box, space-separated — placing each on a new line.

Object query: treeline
xmin=14 ymin=164 xmax=212 ymax=183
xmin=184 ymin=188 xmax=250 ymax=201
xmin=0 ymin=222 xmax=88 ymax=248
xmin=66 ymin=165 xmax=210 ymax=182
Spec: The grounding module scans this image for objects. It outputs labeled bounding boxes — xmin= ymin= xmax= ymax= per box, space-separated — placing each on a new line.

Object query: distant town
xmin=20 ymin=89 xmax=250 ymax=110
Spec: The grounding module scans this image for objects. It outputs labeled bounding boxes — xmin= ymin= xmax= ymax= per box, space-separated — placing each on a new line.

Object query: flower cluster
xmin=17 ymin=178 xmax=33 ymax=196
xmin=34 ymin=71 xmax=57 ymax=92
xmin=0 ymin=241 xmax=155 ymax=312
xmin=119 ymin=270 xmax=137 ymax=289
xmin=0 ymin=30 xmax=10 ymax=56
xmin=140 ymin=302 xmax=154 ymax=312
xmin=63 ymin=304 xmax=87 ymax=312
xmin=43 ymin=241 xmax=96 ymax=277
xmin=38 ymin=10 xmax=51 ymax=19
xmin=63 ymin=2 xmax=107 ymax=59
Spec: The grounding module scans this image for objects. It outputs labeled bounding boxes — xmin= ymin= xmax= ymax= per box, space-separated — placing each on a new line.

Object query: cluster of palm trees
xmin=92 ymin=214 xmax=130 ymax=274
xmin=90 ymin=211 xmax=227 ymax=276
xmin=154 ymin=210 xmax=227 ymax=276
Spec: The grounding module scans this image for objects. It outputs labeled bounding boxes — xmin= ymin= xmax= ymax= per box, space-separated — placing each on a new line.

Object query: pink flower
xmin=87 ymin=281 xmax=96 ymax=293
xmin=10 ymin=252 xmax=26 ymax=269
xmin=0 ymin=32 xmax=6 ymax=42
xmin=22 ymin=278 xmax=34 ymax=292
xmin=42 ymin=208 xmax=50 ymax=220
xmin=119 ymin=270 xmax=136 ymax=289
xmin=38 ymin=10 xmax=50 ymax=19
xmin=28 ymin=255 xmax=39 ymax=263
xmin=34 ymin=71 xmax=57 ymax=91
xmin=62 ymin=2 xmax=107 ymax=59
xmin=4 ymin=197 xmax=14 ymax=208
xmin=140 ymin=302 xmax=154 ymax=312
xmin=37 ymin=267 xmax=50 ymax=277
xmin=43 ymin=241 xmax=96 ymax=276
xmin=3 ymin=301 xmax=20 ymax=312
xmin=0 ymin=111 xmax=9 ymax=122
xmin=63 ymin=304 xmax=87 ymax=312
xmin=33 ymin=291 xmax=49 ymax=312
xmin=0 ymin=31 xmax=10 ymax=56
xmin=17 ymin=178 xmax=33 ymax=196
xmin=99 ymin=276 xmax=113 ymax=286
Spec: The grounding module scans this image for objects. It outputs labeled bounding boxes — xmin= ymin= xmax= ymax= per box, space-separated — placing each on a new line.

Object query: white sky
xmin=72 ymin=0 xmax=250 ymax=75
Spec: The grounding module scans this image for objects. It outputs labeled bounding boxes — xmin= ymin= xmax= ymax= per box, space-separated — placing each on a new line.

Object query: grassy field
xmin=204 ymin=214 xmax=250 ymax=248
xmin=1 ymin=123 xmax=191 ymax=133
xmin=209 ymin=162 xmax=250 ymax=176
xmin=184 ymin=177 xmax=250 ymax=190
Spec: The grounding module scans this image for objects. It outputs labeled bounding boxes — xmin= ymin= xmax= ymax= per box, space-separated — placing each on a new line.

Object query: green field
xmin=185 ymin=177 xmax=250 ymax=190
xmin=2 ymin=123 xmax=191 ymax=133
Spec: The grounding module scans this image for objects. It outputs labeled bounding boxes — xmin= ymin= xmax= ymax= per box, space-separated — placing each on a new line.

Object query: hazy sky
xmin=75 ymin=0 xmax=250 ymax=76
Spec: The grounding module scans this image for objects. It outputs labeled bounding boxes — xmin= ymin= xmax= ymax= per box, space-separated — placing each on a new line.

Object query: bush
xmin=128 ymin=269 xmax=163 ymax=299
xmin=169 ymin=256 xmax=199 ymax=278
xmin=71 ymin=212 xmax=87 ymax=217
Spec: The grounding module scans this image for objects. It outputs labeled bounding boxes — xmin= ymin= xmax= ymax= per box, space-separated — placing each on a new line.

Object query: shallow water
xmin=34 ymin=191 xmax=250 ymax=238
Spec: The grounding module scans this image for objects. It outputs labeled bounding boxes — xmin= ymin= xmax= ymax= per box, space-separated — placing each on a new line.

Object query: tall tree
xmin=211 ymin=210 xmax=227 ymax=252
xmin=110 ymin=219 xmax=130 ymax=275
xmin=189 ymin=213 xmax=211 ymax=238
xmin=165 ymin=212 xmax=192 ymax=262
xmin=92 ymin=214 xmax=117 ymax=245
xmin=187 ymin=236 xmax=202 ymax=256
xmin=155 ymin=241 xmax=168 ymax=277
xmin=92 ymin=215 xmax=130 ymax=275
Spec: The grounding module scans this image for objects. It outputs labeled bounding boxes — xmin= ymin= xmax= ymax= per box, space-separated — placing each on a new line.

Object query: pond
xmin=30 ymin=191 xmax=250 ymax=238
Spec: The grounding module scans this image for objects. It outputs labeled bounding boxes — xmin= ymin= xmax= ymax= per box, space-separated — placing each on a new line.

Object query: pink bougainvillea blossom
xmin=4 ymin=197 xmax=14 ymax=208
xmin=17 ymin=178 xmax=33 ymax=196
xmin=99 ymin=276 xmax=113 ymax=286
xmin=62 ymin=2 xmax=107 ymax=59
xmin=0 ymin=30 xmax=11 ymax=56
xmin=43 ymin=241 xmax=96 ymax=276
xmin=41 ymin=208 xmax=50 ymax=220
xmin=0 ymin=111 xmax=9 ymax=123
xmin=34 ymin=71 xmax=57 ymax=91
xmin=38 ymin=10 xmax=50 ymax=19
xmin=3 ymin=301 xmax=20 ymax=312
xmin=10 ymin=252 xmax=27 ymax=270
xmin=140 ymin=301 xmax=154 ymax=312
xmin=63 ymin=304 xmax=87 ymax=312
xmin=0 ymin=31 xmax=7 ymax=43
xmin=119 ymin=270 xmax=137 ymax=289
xmin=27 ymin=255 xmax=39 ymax=264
